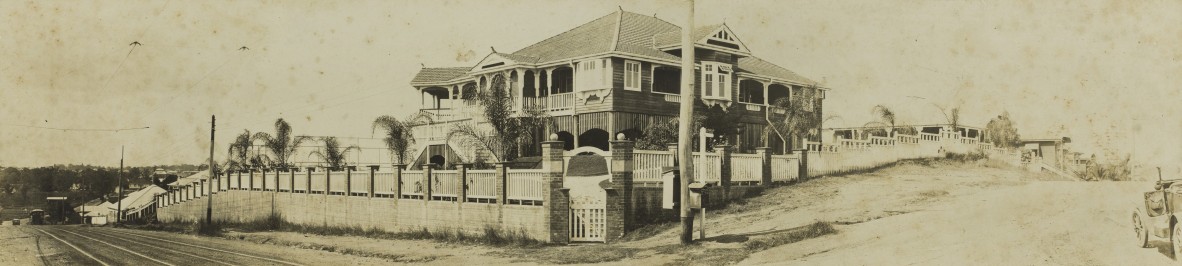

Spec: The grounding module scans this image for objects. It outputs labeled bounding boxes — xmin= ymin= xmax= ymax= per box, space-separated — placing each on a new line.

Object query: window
xmin=576 ymin=58 xmax=611 ymax=92
xmin=700 ymin=61 xmax=731 ymax=100
xmin=624 ymin=60 xmax=641 ymax=91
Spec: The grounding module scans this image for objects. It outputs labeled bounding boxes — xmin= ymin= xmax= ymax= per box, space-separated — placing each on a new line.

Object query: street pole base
xmin=680 ymin=216 xmax=694 ymax=244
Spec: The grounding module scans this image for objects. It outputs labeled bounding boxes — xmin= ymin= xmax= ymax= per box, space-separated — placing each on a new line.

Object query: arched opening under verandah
xmin=578 ymin=128 xmax=610 ymax=151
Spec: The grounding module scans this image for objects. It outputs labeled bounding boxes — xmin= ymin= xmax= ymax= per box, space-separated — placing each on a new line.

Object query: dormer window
xmin=701 ymin=61 xmax=731 ymax=101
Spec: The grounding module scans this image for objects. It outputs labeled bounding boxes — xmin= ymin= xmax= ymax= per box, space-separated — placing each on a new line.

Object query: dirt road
xmin=741 ymin=180 xmax=1163 ymax=265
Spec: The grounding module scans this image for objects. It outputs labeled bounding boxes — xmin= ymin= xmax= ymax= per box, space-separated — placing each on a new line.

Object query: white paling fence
xmin=264 ymin=172 xmax=278 ymax=191
xmin=277 ymin=172 xmax=292 ymax=191
xmin=350 ymin=171 xmax=369 ymax=195
xmin=251 ymin=172 xmax=264 ymax=190
xmin=507 ymin=168 xmax=546 ymax=201
xmin=466 ymin=170 xmax=497 ymax=201
xmin=310 ymin=172 xmax=327 ymax=193
xmin=432 ymin=170 xmax=461 ymax=200
xmin=328 ymin=171 xmax=347 ymax=194
xmin=373 ymin=172 xmax=396 ymax=197
xmin=401 ymin=170 xmax=426 ymax=198
xmin=693 ymin=152 xmax=722 ymax=184
xmin=730 ymin=154 xmax=763 ymax=183
xmin=771 ymin=154 xmax=800 ymax=182
xmin=634 ymin=150 xmax=673 ymax=182
xmin=294 ymin=172 xmax=309 ymax=192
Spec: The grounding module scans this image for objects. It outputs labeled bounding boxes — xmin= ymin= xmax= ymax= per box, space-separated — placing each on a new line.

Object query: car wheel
xmin=1135 ymin=212 xmax=1149 ymax=248
xmin=1173 ymin=224 xmax=1182 ymax=260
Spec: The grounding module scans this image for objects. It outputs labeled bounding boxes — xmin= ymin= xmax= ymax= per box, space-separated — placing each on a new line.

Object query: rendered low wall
xmin=158 ymin=190 xmax=548 ymax=239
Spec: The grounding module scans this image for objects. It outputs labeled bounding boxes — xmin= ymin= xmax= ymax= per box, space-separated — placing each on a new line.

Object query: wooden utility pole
xmin=678 ymin=0 xmax=697 ymax=244
xmin=206 ymin=115 xmax=215 ymax=224
xmin=116 ymin=146 xmax=123 ymax=224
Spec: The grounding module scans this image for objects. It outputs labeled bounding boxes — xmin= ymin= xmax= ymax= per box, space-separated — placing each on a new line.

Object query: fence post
xmin=607 ymin=134 xmax=634 ymax=241
xmin=495 ymin=162 xmax=507 ymax=205
xmin=458 ymin=164 xmax=469 ymax=203
xmin=666 ymin=143 xmax=679 ymax=166
xmin=798 ymin=149 xmax=809 ymax=180
xmin=306 ymin=167 xmax=316 ymax=194
xmin=262 ymin=169 xmax=269 ymax=191
xmin=289 ymin=168 xmax=297 ymax=193
xmin=325 ymin=168 xmax=333 ymax=195
xmin=542 ymin=136 xmax=569 ymax=244
xmin=423 ymin=164 xmax=434 ymax=201
xmin=718 ymin=145 xmax=732 ymax=190
xmin=249 ymin=169 xmax=256 ymax=191
xmin=394 ymin=164 xmax=406 ymax=198
xmin=345 ymin=167 xmax=352 ymax=196
xmin=756 ymin=147 xmax=771 ymax=186
xmin=368 ymin=165 xmax=379 ymax=198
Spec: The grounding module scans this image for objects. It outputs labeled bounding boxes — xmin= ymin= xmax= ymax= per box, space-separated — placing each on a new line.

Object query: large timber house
xmin=408 ymin=10 xmax=827 ymax=167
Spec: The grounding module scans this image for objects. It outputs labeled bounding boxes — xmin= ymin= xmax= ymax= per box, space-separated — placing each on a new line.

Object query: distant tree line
xmin=0 ymin=164 xmax=200 ymax=207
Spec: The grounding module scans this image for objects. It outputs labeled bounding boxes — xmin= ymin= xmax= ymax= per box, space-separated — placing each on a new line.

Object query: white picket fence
xmin=401 ymin=170 xmax=426 ymax=197
xmin=730 ymin=154 xmax=763 ymax=183
xmin=467 ymin=170 xmax=498 ymax=200
xmin=507 ymin=169 xmax=546 ymax=201
xmin=633 ymin=150 xmax=672 ymax=182
xmin=432 ymin=170 xmax=461 ymax=199
xmin=374 ymin=172 xmax=396 ymax=197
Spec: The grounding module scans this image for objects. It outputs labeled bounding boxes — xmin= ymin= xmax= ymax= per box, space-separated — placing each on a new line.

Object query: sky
xmin=1 ymin=0 xmax=1180 ymax=168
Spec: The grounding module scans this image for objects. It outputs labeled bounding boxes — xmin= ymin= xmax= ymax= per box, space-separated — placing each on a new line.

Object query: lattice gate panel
xmin=569 ymin=196 xmax=606 ymax=242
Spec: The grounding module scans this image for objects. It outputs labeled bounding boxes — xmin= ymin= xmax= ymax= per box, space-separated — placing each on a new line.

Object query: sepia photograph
xmin=1 ymin=0 xmax=1179 ymax=265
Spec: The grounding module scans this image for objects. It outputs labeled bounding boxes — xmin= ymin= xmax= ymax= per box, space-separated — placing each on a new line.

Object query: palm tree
xmin=864 ymin=105 xmax=899 ymax=137
xmin=448 ymin=74 xmax=551 ymax=161
xmin=372 ymin=113 xmax=434 ymax=165
xmin=228 ymin=130 xmax=254 ymax=170
xmin=252 ymin=118 xmax=309 ymax=169
xmin=765 ymin=84 xmax=822 ymax=154
xmin=308 ymin=137 xmax=360 ymax=170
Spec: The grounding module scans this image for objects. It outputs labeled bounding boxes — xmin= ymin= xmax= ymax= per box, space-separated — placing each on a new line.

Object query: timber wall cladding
xmin=159 ymin=190 xmax=548 ymax=240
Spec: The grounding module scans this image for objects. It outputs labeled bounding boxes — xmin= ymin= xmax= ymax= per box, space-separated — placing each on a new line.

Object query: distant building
xmin=1020 ymin=137 xmax=1072 ymax=168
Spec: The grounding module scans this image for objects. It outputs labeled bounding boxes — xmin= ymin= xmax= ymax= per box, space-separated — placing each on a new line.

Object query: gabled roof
xmin=736 ymin=57 xmax=817 ymax=85
xmin=652 ymin=24 xmax=722 ymax=48
xmin=410 ymin=67 xmax=471 ymax=85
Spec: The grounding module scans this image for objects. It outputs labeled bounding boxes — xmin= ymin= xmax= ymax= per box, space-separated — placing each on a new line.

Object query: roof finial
xmin=420 ymin=63 xmax=425 ymax=68
xmin=490 ymin=46 xmax=497 ymax=53
xmin=618 ymin=5 xmax=623 ymax=11
xmin=653 ymin=13 xmax=657 ymax=18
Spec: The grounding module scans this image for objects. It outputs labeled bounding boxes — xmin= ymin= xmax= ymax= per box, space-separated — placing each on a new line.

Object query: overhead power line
xmin=0 ymin=123 xmax=150 ymax=131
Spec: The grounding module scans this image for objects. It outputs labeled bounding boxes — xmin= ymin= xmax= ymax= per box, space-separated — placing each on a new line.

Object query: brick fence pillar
xmin=756 ymin=147 xmax=772 ymax=186
xmin=606 ymin=135 xmax=634 ymax=242
xmin=458 ymin=164 xmax=469 ymax=202
xmin=541 ymin=138 xmax=569 ymax=244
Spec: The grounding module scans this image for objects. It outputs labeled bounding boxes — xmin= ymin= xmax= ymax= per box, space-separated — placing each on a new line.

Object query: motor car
xmin=1134 ymin=168 xmax=1182 ymax=258
xmin=11 ymin=219 xmax=18 ymax=225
